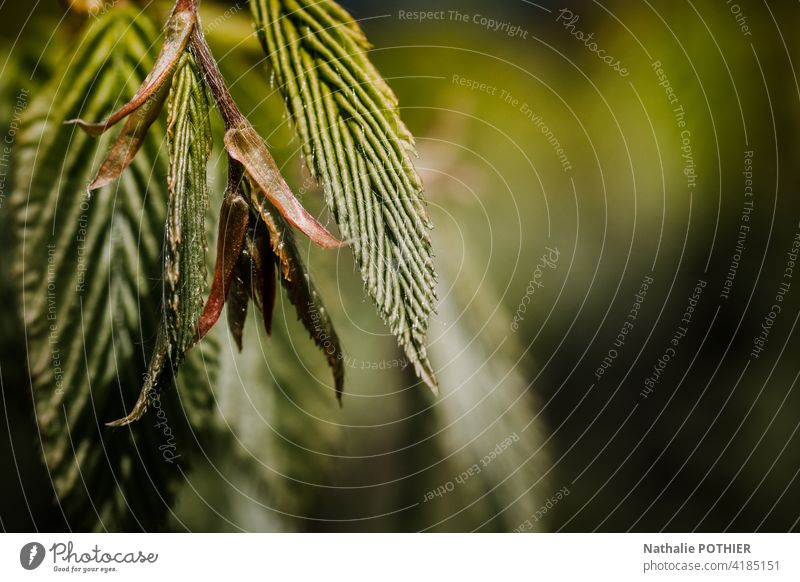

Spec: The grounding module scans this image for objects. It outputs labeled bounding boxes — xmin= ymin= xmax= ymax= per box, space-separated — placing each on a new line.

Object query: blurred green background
xmin=1 ymin=0 xmax=799 ymax=531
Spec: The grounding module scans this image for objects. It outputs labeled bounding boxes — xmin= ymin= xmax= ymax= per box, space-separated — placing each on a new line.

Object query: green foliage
xmin=164 ymin=52 xmax=213 ymax=365
xmin=6 ymin=0 xmax=443 ymax=530
xmin=10 ymin=6 xmax=218 ymax=530
xmin=251 ymin=0 xmax=438 ymax=391
xmin=115 ymin=52 xmax=214 ymax=425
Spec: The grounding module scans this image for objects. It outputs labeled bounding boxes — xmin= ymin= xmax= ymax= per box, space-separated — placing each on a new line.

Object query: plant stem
xmin=189 ymin=25 xmax=246 ymax=130
xmin=184 ymin=0 xmax=248 ymax=194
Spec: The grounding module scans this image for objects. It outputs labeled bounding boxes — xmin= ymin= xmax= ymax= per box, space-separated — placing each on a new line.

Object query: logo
xmin=20 ymin=542 xmax=46 ymax=570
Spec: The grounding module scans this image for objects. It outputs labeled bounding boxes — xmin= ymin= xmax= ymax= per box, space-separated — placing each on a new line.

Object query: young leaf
xmin=66 ymin=0 xmax=196 ymax=137
xmin=225 ymin=211 xmax=279 ymax=350
xmin=10 ymin=6 xmax=218 ymax=529
xmin=226 ymin=268 xmax=251 ymax=351
xmin=224 ymin=124 xmax=342 ymax=249
xmin=107 ymin=51 xmax=213 ymax=427
xmin=244 ymin=215 xmax=278 ymax=335
xmin=195 ymin=186 xmax=250 ymax=342
xmin=88 ymin=83 xmax=170 ymax=190
xmin=66 ymin=0 xmax=197 ymax=190
xmin=251 ymin=0 xmax=438 ymax=391
xmin=253 ymin=193 xmax=345 ymax=402
xmin=163 ymin=51 xmax=212 ymax=355
xmin=186 ymin=21 xmax=342 ymax=250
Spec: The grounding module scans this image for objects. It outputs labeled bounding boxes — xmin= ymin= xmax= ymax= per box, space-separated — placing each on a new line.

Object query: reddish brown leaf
xmin=257 ymin=205 xmax=292 ymax=281
xmin=248 ymin=220 xmax=277 ymax=335
xmin=195 ymin=191 xmax=250 ymax=342
xmin=224 ymin=125 xmax=342 ymax=249
xmin=226 ymin=270 xmax=250 ymax=352
xmin=260 ymin=242 xmax=277 ymax=336
xmin=88 ymin=83 xmax=169 ymax=190
xmin=66 ymin=3 xmax=196 ymax=136
xmin=227 ymin=219 xmax=278 ymax=342
xmin=255 ymin=199 xmax=345 ymax=402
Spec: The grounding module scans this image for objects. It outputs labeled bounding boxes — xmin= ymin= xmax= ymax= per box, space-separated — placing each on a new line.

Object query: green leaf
xmin=250 ymin=0 xmax=438 ymax=391
xmin=108 ymin=51 xmax=213 ymax=426
xmin=9 ymin=7 xmax=217 ymax=530
xmin=164 ymin=51 xmax=213 ymax=358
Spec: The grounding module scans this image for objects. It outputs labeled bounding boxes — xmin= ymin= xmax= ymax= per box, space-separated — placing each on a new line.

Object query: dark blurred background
xmin=1 ymin=0 xmax=799 ymax=532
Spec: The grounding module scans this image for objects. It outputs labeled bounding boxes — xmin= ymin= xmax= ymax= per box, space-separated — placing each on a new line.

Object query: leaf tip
xmin=64 ymin=118 xmax=107 ymax=137
xmin=335 ymin=368 xmax=345 ymax=405
xmin=88 ymin=175 xmax=113 ymax=191
xmin=416 ymin=361 xmax=439 ymax=396
xmin=106 ymin=391 xmax=150 ymax=427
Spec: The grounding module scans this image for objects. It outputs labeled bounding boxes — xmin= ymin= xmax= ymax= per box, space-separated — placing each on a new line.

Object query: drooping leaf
xmin=66 ymin=0 xmax=197 ymax=191
xmin=224 ymin=124 xmax=341 ymax=249
xmin=226 ymin=269 xmax=251 ymax=351
xmin=182 ymin=15 xmax=341 ymax=250
xmin=88 ymin=82 xmax=170 ymax=190
xmin=252 ymin=192 xmax=345 ymax=402
xmin=66 ymin=0 xmax=196 ymax=137
xmin=245 ymin=215 xmax=278 ymax=335
xmin=9 ymin=7 xmax=217 ymax=530
xmin=226 ymin=211 xmax=279 ymax=350
xmin=162 ymin=51 xmax=213 ymax=362
xmin=195 ymin=186 xmax=250 ymax=342
xmin=108 ymin=51 xmax=213 ymax=427
xmin=251 ymin=0 xmax=438 ymax=391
